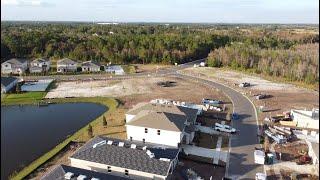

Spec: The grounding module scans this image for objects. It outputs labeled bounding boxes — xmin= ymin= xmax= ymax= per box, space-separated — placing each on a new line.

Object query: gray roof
xmin=32 ymin=58 xmax=49 ymax=63
xmin=41 ymin=164 xmax=131 ymax=180
xmin=127 ymin=111 xmax=187 ymax=132
xmin=57 ymin=58 xmax=77 ymax=65
xmin=127 ymin=103 xmax=198 ymax=123
xmin=3 ymin=58 xmax=28 ymax=65
xmin=70 ymin=136 xmax=179 ymax=177
xmin=82 ymin=61 xmax=101 ymax=67
xmin=1 ymin=77 xmax=18 ymax=87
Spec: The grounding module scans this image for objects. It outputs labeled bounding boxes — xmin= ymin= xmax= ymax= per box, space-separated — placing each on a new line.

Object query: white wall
xmin=1 ymin=62 xmax=13 ymax=74
xmin=70 ymin=158 xmax=167 ymax=179
xmin=57 ymin=63 xmax=78 ymax=72
xmin=125 ymin=114 xmax=136 ymax=123
xmin=126 ymin=125 xmax=182 ymax=147
xmin=292 ymin=111 xmax=319 ymax=129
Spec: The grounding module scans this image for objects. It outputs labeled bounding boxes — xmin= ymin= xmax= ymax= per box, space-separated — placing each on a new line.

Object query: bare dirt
xmin=181 ymin=67 xmax=319 ymax=120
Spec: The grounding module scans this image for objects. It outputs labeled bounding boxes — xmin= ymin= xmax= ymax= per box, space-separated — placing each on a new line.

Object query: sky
xmin=1 ymin=0 xmax=319 ymax=23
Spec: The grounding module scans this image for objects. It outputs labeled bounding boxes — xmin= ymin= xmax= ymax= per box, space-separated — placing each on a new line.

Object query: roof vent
xmin=107 ymin=140 xmax=113 ymax=145
xmin=130 ymin=144 xmax=136 ymax=149
xmin=93 ymin=140 xmax=106 ymax=148
xmin=142 ymin=146 xmax=147 ymax=151
xmin=146 ymin=150 xmax=155 ymax=158
xmin=118 ymin=142 xmax=124 ymax=147
xmin=64 ymin=172 xmax=74 ymax=180
xmin=77 ymin=175 xmax=87 ymax=180
xmin=159 ymin=158 xmax=171 ymax=162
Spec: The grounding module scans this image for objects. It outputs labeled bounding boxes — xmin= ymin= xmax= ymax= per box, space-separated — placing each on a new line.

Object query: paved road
xmin=24 ymin=58 xmax=262 ymax=179
xmin=175 ymin=71 xmax=263 ymax=180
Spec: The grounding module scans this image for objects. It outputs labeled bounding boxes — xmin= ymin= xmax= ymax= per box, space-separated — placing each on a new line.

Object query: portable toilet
xmin=266 ymin=153 xmax=274 ymax=164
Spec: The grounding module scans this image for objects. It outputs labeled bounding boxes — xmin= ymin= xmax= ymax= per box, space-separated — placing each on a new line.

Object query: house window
xmin=107 ymin=166 xmax=111 ymax=173
xmin=157 ymin=130 xmax=161 ymax=135
xmin=145 ymin=128 xmax=148 ymax=133
xmin=125 ymin=170 xmax=129 ymax=176
xmin=143 ymin=138 xmax=145 ymax=143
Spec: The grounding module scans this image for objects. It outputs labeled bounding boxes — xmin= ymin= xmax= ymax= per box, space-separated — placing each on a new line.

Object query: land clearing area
xmin=181 ymin=67 xmax=319 ymax=121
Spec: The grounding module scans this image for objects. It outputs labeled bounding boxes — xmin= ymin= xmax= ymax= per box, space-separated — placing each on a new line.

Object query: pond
xmin=1 ymin=103 xmax=107 ymax=180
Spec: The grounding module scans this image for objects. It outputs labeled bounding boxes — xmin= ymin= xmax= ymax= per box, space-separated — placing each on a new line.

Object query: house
xmin=1 ymin=76 xmax=19 ymax=93
xmin=125 ymin=102 xmax=198 ymax=147
xmin=105 ymin=65 xmax=125 ymax=75
xmin=57 ymin=58 xmax=78 ymax=73
xmin=41 ymin=164 xmax=131 ymax=180
xmin=29 ymin=58 xmax=51 ymax=73
xmin=81 ymin=61 xmax=101 ymax=72
xmin=69 ymin=136 xmax=179 ymax=180
xmin=291 ymin=108 xmax=319 ymax=129
xmin=1 ymin=58 xmax=28 ymax=74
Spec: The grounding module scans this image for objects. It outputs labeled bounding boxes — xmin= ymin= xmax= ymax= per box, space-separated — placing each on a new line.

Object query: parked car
xmin=239 ymin=82 xmax=250 ymax=87
xmin=256 ymin=94 xmax=267 ymax=100
xmin=202 ymin=98 xmax=222 ymax=105
xmin=213 ymin=123 xmax=236 ymax=133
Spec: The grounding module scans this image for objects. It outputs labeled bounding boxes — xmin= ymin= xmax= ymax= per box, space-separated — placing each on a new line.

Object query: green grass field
xmin=2 ymin=92 xmax=47 ymax=105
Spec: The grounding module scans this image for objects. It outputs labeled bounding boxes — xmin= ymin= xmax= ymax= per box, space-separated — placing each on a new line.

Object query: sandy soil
xmin=181 ymin=67 xmax=319 ymax=119
xmin=134 ymin=64 xmax=172 ymax=73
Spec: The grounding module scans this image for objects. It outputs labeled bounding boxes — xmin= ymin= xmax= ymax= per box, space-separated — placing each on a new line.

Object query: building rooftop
xmin=2 ymin=58 xmax=28 ymax=65
xmin=126 ymin=110 xmax=187 ymax=132
xmin=292 ymin=109 xmax=319 ymax=120
xmin=41 ymin=164 xmax=132 ymax=180
xmin=32 ymin=58 xmax=49 ymax=64
xmin=1 ymin=76 xmax=18 ymax=87
xmin=57 ymin=58 xmax=77 ymax=65
xmin=82 ymin=61 xmax=101 ymax=67
xmin=70 ymin=136 xmax=179 ymax=177
xmin=127 ymin=102 xmax=198 ymax=123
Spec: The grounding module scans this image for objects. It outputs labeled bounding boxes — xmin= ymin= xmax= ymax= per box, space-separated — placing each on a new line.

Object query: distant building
xmin=1 ymin=76 xmax=19 ymax=93
xmin=57 ymin=58 xmax=78 ymax=73
xmin=105 ymin=65 xmax=125 ymax=75
xmin=69 ymin=136 xmax=179 ymax=179
xmin=41 ymin=164 xmax=130 ymax=180
xmin=291 ymin=108 xmax=319 ymax=129
xmin=81 ymin=61 xmax=101 ymax=72
xmin=125 ymin=102 xmax=198 ymax=147
xmin=1 ymin=58 xmax=29 ymax=74
xmin=30 ymin=58 xmax=51 ymax=73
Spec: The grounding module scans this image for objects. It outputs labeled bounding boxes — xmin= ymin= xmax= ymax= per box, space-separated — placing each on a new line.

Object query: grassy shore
xmin=8 ymin=97 xmax=120 ymax=180
xmin=1 ymin=92 xmax=47 ymax=105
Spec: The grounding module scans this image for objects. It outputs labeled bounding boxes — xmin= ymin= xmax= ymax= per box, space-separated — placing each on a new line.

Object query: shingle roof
xmin=57 ymin=58 xmax=77 ymax=65
xmin=127 ymin=102 xmax=198 ymax=123
xmin=3 ymin=58 xmax=28 ymax=65
xmin=81 ymin=61 xmax=101 ymax=67
xmin=32 ymin=58 xmax=49 ymax=63
xmin=1 ymin=77 xmax=18 ymax=87
xmin=70 ymin=136 xmax=179 ymax=177
xmin=41 ymin=164 xmax=131 ymax=180
xmin=127 ymin=110 xmax=187 ymax=132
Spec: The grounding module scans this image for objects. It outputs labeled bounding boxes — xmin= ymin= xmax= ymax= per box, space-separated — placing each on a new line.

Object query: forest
xmin=1 ymin=22 xmax=319 ymax=85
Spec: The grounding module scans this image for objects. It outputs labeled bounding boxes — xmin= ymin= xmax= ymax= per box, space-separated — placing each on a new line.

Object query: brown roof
xmin=126 ymin=110 xmax=187 ymax=132
xmin=127 ymin=103 xmax=198 ymax=123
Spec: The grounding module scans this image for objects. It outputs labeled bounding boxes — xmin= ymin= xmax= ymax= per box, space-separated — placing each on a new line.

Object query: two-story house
xmin=125 ymin=102 xmax=198 ymax=147
xmin=29 ymin=58 xmax=51 ymax=73
xmin=68 ymin=136 xmax=179 ymax=180
xmin=1 ymin=58 xmax=29 ymax=75
xmin=57 ymin=58 xmax=78 ymax=73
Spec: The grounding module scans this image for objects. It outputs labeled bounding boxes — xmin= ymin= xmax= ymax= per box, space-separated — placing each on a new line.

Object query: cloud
xmin=1 ymin=0 xmax=54 ymax=7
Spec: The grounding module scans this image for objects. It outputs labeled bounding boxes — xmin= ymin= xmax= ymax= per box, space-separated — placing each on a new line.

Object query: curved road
xmin=25 ymin=58 xmax=262 ymax=179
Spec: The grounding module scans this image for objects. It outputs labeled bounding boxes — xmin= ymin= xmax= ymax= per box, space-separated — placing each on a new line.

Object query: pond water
xmin=1 ymin=103 xmax=107 ymax=180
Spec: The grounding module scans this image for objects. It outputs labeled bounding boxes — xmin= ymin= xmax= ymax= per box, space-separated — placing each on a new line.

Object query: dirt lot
xmin=134 ymin=64 xmax=172 ymax=73
xmin=172 ymin=157 xmax=225 ymax=179
xmin=181 ymin=67 xmax=319 ymax=121
xmin=46 ymin=76 xmax=231 ymax=110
